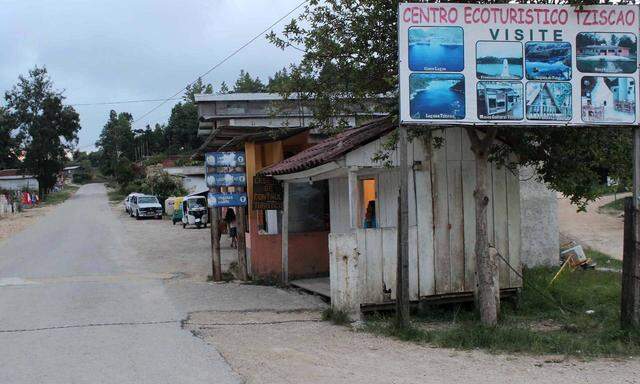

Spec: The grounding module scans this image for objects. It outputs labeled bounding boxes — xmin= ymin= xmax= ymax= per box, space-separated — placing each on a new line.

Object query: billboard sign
xmin=207 ymin=192 xmax=248 ymax=208
xmin=398 ymin=3 xmax=640 ymax=126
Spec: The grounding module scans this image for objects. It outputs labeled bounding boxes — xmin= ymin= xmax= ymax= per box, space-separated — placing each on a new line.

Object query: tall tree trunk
xmin=465 ymin=126 xmax=499 ymax=326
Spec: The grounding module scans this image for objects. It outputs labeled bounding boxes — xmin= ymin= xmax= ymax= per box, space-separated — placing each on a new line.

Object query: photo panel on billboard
xmin=526 ymin=82 xmax=572 ymax=121
xmin=576 ymin=32 xmax=638 ymax=74
xmin=476 ymin=41 xmax=523 ymax=80
xmin=409 ymin=73 xmax=465 ymax=120
xmin=408 ymin=26 xmax=464 ymax=72
xmin=525 ymin=42 xmax=572 ymax=81
xmin=581 ymin=76 xmax=636 ymax=123
xmin=477 ymin=81 xmax=523 ymax=120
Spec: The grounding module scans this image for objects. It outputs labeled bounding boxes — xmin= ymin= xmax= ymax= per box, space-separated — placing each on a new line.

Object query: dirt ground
xmin=0 ymin=205 xmax=56 ymax=244
xmin=558 ymin=193 xmax=628 ymax=260
xmin=186 ymin=310 xmax=640 ymax=384
xmin=109 ymin=203 xmax=237 ymax=279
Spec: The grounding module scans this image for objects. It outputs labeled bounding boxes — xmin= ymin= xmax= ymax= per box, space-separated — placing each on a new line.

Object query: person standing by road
xmin=224 ymin=208 xmax=237 ymax=248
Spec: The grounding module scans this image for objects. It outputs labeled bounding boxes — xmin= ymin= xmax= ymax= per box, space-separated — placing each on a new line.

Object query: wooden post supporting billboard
xmin=210 ymin=185 xmax=222 ymax=282
xmin=622 ymin=127 xmax=640 ymax=328
xmin=396 ymin=124 xmax=410 ymax=328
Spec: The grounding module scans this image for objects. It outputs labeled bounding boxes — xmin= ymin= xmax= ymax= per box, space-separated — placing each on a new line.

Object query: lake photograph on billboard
xmin=409 ymin=73 xmax=465 ymax=119
xmin=581 ymin=76 xmax=636 ymax=123
xmin=526 ymin=82 xmax=572 ymax=121
xmin=476 ymin=41 xmax=523 ymax=80
xmin=477 ymin=81 xmax=523 ymax=120
xmin=525 ymin=42 xmax=572 ymax=81
xmin=577 ymin=32 xmax=637 ymax=74
xmin=408 ymin=26 xmax=464 ymax=72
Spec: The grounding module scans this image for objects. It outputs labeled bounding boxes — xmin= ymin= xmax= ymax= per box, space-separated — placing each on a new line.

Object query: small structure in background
xmin=195 ymin=92 xmax=386 ymax=282
xmin=0 ymin=169 xmax=39 ymax=192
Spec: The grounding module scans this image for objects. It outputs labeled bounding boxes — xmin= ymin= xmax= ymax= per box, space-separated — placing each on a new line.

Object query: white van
xmin=130 ymin=195 xmax=163 ymax=220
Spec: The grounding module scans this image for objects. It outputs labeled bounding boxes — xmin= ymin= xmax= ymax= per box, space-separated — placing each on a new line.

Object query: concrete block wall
xmin=519 ymin=167 xmax=559 ymax=267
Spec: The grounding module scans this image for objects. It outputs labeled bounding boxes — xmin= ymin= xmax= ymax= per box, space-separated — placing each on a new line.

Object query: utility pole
xmin=396 ymin=123 xmax=410 ymax=328
xmin=622 ymin=127 xmax=640 ymax=328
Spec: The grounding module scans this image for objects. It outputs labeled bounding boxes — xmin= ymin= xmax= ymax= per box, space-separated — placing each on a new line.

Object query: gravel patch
xmin=186 ymin=310 xmax=640 ymax=384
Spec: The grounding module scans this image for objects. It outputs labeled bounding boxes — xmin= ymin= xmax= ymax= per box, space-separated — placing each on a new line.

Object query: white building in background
xmin=163 ymin=165 xmax=206 ymax=194
xmin=0 ymin=169 xmax=39 ymax=191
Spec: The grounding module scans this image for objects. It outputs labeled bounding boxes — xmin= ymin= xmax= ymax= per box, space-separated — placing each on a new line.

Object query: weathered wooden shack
xmin=261 ymin=117 xmax=523 ymax=314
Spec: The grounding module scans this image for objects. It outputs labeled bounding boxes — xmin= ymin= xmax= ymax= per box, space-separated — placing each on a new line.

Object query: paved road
xmin=0 ymin=184 xmax=240 ymax=383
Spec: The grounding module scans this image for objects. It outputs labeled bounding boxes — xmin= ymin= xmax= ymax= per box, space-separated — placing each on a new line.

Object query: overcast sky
xmin=0 ymin=0 xmax=305 ymax=151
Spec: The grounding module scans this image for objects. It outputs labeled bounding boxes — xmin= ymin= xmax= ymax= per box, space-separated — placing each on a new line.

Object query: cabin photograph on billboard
xmin=398 ymin=3 xmax=640 ymax=126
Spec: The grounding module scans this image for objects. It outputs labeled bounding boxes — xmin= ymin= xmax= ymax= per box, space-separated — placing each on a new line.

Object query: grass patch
xmin=107 ymin=188 xmax=127 ymax=203
xmin=598 ymin=197 xmax=626 ymax=214
xmin=42 ymin=185 xmax=79 ymax=206
xmin=364 ymin=264 xmax=640 ymax=357
xmin=586 ymin=249 xmax=623 ymax=270
xmin=322 ymin=307 xmax=351 ymax=325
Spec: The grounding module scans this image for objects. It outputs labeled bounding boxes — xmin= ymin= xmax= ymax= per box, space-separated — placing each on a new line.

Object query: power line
xmin=70 ymin=98 xmax=182 ymax=107
xmin=131 ymin=0 xmax=309 ymax=127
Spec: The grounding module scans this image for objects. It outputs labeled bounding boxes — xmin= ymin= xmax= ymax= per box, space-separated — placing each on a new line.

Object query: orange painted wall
xmin=244 ymin=133 xmax=329 ymax=280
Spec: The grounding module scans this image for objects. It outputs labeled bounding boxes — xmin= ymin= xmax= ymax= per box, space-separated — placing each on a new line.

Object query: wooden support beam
xmin=281 ymin=182 xmax=290 ymax=285
xmin=622 ymin=127 xmax=640 ymax=328
xmin=347 ymin=168 xmax=360 ymax=229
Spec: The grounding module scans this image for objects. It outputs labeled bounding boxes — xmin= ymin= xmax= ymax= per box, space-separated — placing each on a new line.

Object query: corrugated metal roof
xmin=260 ymin=116 xmax=395 ymax=176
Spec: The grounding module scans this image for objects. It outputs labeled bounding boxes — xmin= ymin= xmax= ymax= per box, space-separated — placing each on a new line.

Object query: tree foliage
xmin=4 ymin=66 xmax=81 ymax=195
xmin=233 ymin=70 xmax=266 ymax=93
xmin=0 ymin=107 xmax=18 ymax=169
xmin=95 ymin=110 xmax=135 ymax=176
xmin=269 ymin=0 xmax=636 ymax=208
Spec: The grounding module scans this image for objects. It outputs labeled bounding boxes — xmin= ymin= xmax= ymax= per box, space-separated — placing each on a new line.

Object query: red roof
xmin=260 ymin=116 xmax=395 ymax=176
xmin=0 ymin=169 xmax=20 ymax=177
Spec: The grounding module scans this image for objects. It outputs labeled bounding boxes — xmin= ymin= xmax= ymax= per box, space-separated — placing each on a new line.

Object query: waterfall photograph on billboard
xmin=581 ymin=76 xmax=636 ymax=123
xmin=476 ymin=41 xmax=523 ymax=80
xmin=477 ymin=81 xmax=523 ymax=120
xmin=526 ymin=82 xmax=572 ymax=121
xmin=577 ymin=32 xmax=637 ymax=74
xmin=409 ymin=73 xmax=465 ymax=119
xmin=408 ymin=26 xmax=464 ymax=72
xmin=525 ymin=42 xmax=572 ymax=81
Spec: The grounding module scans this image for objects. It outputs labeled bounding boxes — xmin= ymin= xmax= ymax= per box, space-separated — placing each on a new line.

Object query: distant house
xmin=579 ymin=44 xmax=630 ymax=57
xmin=163 ymin=165 xmax=207 ymax=194
xmin=0 ymin=169 xmax=39 ymax=191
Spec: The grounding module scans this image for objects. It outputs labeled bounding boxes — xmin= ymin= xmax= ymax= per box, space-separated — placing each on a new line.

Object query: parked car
xmin=130 ymin=195 xmax=163 ymax=220
xmin=124 ymin=193 xmax=143 ymax=215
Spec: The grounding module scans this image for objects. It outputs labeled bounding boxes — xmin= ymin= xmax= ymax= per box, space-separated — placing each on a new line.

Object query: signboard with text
xmin=205 ymin=152 xmax=246 ymax=167
xmin=398 ymin=3 xmax=640 ymax=126
xmin=252 ymin=175 xmax=283 ymax=210
xmin=207 ymin=192 xmax=248 ymax=208
xmin=206 ymin=173 xmax=247 ymax=188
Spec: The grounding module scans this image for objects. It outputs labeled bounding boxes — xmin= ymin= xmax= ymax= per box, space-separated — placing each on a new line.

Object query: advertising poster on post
xmin=398 ymin=3 xmax=640 ymax=126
